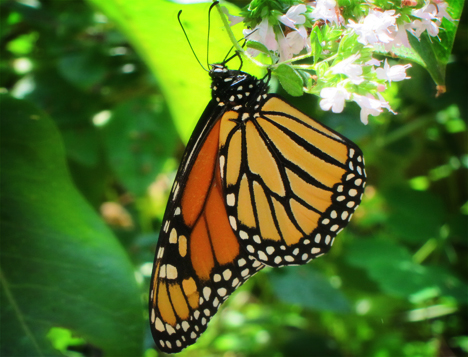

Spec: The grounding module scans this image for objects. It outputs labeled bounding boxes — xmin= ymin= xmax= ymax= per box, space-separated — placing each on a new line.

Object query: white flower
xmin=278 ymin=5 xmax=310 ymax=61
xmin=412 ymin=3 xmax=438 ymax=21
xmin=277 ymin=34 xmax=293 ymax=62
xmin=377 ymin=92 xmax=395 ymax=114
xmin=243 ymin=5 xmax=310 ymax=61
xmin=352 ymin=94 xmax=384 ymax=124
xmin=310 ymin=0 xmax=343 ymax=25
xmin=434 ymin=1 xmax=454 ymax=22
xmin=410 ymin=18 xmax=439 ymax=37
xmin=243 ymin=18 xmax=277 ymax=57
xmin=385 ymin=22 xmax=412 ymax=51
xmin=347 ymin=9 xmax=399 ymax=45
xmin=366 ymin=58 xmax=381 ymax=66
xmin=279 ymin=4 xmax=307 ymax=28
xmin=278 ymin=26 xmax=310 ymax=61
xmin=376 ymin=59 xmax=411 ymax=82
xmin=330 ymin=54 xmax=364 ymax=84
xmin=319 ymin=84 xmax=350 ymax=113
xmin=222 ymin=7 xmax=244 ymax=26
xmin=410 ymin=3 xmax=440 ymax=37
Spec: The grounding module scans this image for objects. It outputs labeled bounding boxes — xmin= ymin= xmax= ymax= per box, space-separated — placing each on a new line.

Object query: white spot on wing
xmin=229 ymin=216 xmax=237 ymax=231
xmin=223 ymin=269 xmax=232 ymax=280
xmin=203 ymin=287 xmax=211 ymax=300
xmin=166 ymin=324 xmax=176 ymax=335
xmin=239 ymin=230 xmax=248 ymax=240
xmin=227 ymin=193 xmax=236 ymax=206
xmin=166 ymin=264 xmax=178 ymax=279
xmin=258 ymin=251 xmax=268 ymax=261
xmin=169 ymin=228 xmax=177 ymax=244
xmin=155 ymin=317 xmax=165 ymax=331
xmin=159 ymin=265 xmax=166 ymax=278
xmin=157 ymin=247 xmax=165 ymax=259
xmin=219 ymin=156 xmax=225 ymax=179
xmin=213 ymin=297 xmax=219 ymax=307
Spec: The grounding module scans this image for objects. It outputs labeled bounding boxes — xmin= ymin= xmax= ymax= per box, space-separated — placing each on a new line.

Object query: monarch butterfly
xmin=149 ymin=56 xmax=366 ymax=353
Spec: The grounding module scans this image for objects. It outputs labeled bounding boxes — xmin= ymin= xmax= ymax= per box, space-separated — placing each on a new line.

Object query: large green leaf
xmin=346 ymin=239 xmax=468 ymax=300
xmin=85 ymin=0 xmax=259 ymax=143
xmin=0 ymin=94 xmax=144 ymax=356
xmin=101 ymin=96 xmax=178 ymax=196
xmin=269 ymin=266 xmax=350 ymax=312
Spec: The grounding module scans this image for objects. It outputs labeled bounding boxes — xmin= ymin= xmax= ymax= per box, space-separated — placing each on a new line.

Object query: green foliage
xmin=0 ymin=94 xmax=144 ymax=356
xmin=1 ymin=0 xmax=466 ymax=357
xmin=395 ymin=0 xmax=464 ymax=86
xmin=274 ymin=64 xmax=303 ymax=97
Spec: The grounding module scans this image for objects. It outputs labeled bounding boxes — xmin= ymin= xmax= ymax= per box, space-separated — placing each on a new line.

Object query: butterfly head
xmin=209 ymin=64 xmax=268 ymax=109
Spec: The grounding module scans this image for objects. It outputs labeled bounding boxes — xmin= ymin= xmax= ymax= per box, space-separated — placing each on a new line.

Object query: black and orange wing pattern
xmin=149 ymin=64 xmax=366 ymax=353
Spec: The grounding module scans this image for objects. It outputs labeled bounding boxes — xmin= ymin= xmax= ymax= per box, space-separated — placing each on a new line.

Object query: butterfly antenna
xmin=206 ymin=1 xmax=219 ymax=68
xmin=223 ymin=29 xmax=257 ymax=64
xmin=178 ymin=10 xmax=208 ymax=72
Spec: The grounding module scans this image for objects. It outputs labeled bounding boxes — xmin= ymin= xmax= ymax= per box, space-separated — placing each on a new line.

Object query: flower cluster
xmin=224 ymin=0 xmax=456 ymax=124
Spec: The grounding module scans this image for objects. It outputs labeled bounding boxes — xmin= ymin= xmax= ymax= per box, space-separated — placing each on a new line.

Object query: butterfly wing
xmin=149 ymin=102 xmax=264 ymax=353
xmin=150 ymin=64 xmax=366 ymax=353
xmin=220 ymin=95 xmax=366 ymax=266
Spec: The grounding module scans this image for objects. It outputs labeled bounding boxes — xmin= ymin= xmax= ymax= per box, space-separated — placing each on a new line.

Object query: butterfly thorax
xmin=210 ymin=64 xmax=268 ymax=111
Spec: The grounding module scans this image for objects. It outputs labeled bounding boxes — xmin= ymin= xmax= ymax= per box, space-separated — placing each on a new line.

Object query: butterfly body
xmin=150 ymin=63 xmax=366 ymax=353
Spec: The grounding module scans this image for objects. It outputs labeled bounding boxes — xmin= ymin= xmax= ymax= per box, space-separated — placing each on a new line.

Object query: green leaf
xmin=269 ymin=266 xmax=350 ymax=312
xmin=101 ymin=96 xmax=178 ymax=195
xmin=0 ymin=94 xmax=144 ymax=357
xmin=407 ymin=32 xmax=446 ymax=86
xmin=274 ymin=64 xmax=303 ymax=97
xmin=346 ymin=239 xmax=467 ymax=300
xmin=57 ymin=50 xmax=107 ymax=90
xmin=346 ymin=239 xmax=428 ymax=297
xmin=384 ymin=186 xmax=445 ymax=244
xmin=246 ymin=40 xmax=270 ymax=55
xmin=85 ymin=0 xmax=258 ymax=143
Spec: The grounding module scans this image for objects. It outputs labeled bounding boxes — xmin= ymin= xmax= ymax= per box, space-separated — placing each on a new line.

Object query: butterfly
xmin=149 ymin=60 xmax=366 ymax=353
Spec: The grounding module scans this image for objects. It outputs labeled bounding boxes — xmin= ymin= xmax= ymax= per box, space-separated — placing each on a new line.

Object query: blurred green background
xmin=1 ymin=0 xmax=467 ymax=356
